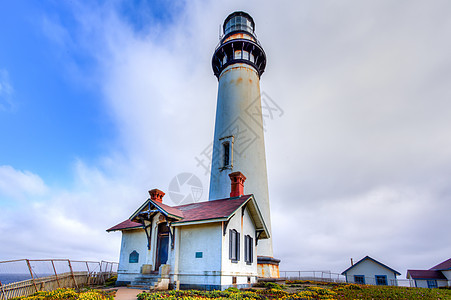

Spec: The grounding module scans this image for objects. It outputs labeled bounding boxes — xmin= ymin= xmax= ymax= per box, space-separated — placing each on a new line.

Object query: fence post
xmin=85 ymin=262 xmax=90 ymax=285
xmin=51 ymin=260 xmax=60 ymax=288
xmin=26 ymin=259 xmax=38 ymax=292
xmin=67 ymin=260 xmax=78 ymax=289
xmin=0 ymin=281 xmax=8 ymax=300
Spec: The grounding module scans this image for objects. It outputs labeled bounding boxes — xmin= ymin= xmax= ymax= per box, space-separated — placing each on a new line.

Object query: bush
xmin=264 ymin=282 xmax=283 ymax=290
xmin=104 ymin=275 xmax=117 ymax=287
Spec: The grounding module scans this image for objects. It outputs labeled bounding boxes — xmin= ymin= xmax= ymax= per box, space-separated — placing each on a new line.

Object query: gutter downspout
xmin=173 ymin=227 xmax=181 ymax=290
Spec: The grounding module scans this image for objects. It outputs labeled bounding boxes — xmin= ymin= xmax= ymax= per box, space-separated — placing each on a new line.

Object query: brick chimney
xmin=229 ymin=172 xmax=246 ymax=198
xmin=149 ymin=189 xmax=165 ymax=203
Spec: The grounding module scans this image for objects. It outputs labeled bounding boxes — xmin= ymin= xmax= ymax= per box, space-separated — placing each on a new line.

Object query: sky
xmin=1 ymin=0 xmax=451 ymax=278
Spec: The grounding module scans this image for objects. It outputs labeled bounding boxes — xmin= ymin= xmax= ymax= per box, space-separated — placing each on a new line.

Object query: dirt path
xmin=108 ymin=287 xmax=147 ymax=300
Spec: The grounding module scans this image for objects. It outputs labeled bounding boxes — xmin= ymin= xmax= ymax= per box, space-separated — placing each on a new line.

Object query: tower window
xmin=219 ymin=135 xmax=234 ymax=170
xmin=223 ymin=142 xmax=230 ymax=167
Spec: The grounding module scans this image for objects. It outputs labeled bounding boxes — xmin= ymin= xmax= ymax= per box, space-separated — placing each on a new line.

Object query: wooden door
xmin=155 ymin=222 xmax=169 ymax=271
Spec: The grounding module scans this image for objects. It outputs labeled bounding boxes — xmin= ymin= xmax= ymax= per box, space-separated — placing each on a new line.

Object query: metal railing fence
xmin=0 ymin=259 xmax=118 ymax=300
xmin=280 ymin=271 xmax=415 ymax=287
xmin=280 ymin=271 xmax=346 ymax=283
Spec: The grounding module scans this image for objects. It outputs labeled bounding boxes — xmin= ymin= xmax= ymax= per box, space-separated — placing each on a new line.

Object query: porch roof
xmin=106 ymin=219 xmax=142 ymax=232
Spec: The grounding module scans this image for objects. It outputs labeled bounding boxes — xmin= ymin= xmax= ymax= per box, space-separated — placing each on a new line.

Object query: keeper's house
xmin=107 ymin=172 xmax=269 ymax=290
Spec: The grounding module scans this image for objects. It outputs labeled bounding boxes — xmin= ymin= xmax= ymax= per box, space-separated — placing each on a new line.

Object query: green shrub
xmin=104 ymin=275 xmax=117 ymax=287
xmin=264 ymin=282 xmax=282 ymax=290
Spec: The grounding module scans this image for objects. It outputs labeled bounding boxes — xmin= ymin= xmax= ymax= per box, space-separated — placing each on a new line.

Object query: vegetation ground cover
xmin=137 ymin=280 xmax=451 ymax=300
xmin=12 ymin=288 xmax=115 ymax=300
xmin=11 ymin=280 xmax=451 ymax=299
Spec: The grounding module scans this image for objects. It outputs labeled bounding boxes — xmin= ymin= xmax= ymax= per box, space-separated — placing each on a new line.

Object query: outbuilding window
xmin=427 ymin=280 xmax=437 ymax=288
xmin=229 ymin=229 xmax=240 ymax=262
xmin=354 ymin=275 xmax=365 ymax=284
xmin=375 ymin=275 xmax=387 ymax=285
xmin=244 ymin=235 xmax=253 ymax=264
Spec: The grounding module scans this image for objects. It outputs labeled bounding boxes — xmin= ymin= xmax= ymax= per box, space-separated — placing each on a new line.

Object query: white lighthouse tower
xmin=209 ymin=11 xmax=279 ymax=277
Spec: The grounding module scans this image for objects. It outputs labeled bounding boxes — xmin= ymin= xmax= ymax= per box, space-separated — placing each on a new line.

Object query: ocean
xmin=0 ymin=274 xmax=34 ymax=285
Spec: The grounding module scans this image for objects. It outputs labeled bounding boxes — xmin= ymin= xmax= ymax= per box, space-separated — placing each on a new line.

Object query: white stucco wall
xmin=176 ymin=223 xmax=222 ymax=287
xmin=117 ymin=228 xmax=148 ymax=283
xmin=344 ymin=259 xmax=398 ymax=286
xmin=442 ymin=270 xmax=451 ymax=281
xmin=221 ymin=206 xmax=258 ymax=286
xmin=116 ymin=212 xmax=176 ymax=284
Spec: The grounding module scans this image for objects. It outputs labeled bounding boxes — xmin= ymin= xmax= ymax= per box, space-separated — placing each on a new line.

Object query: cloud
xmin=0 ymin=69 xmax=14 ymax=111
xmin=0 ymin=165 xmax=48 ymax=200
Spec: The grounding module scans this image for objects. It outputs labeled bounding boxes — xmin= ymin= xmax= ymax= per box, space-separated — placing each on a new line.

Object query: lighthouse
xmin=210 ymin=11 xmax=280 ymax=277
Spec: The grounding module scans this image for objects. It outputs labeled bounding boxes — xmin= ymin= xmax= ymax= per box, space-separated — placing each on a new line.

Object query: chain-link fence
xmin=0 ymin=259 xmax=118 ymax=300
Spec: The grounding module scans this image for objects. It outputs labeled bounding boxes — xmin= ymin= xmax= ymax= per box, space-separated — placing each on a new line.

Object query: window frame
xmin=427 ymin=280 xmax=438 ymax=288
xmin=354 ymin=275 xmax=365 ymax=284
xmin=375 ymin=275 xmax=388 ymax=286
xmin=244 ymin=235 xmax=253 ymax=264
xmin=229 ymin=229 xmax=240 ymax=262
xmin=219 ymin=136 xmax=234 ymax=170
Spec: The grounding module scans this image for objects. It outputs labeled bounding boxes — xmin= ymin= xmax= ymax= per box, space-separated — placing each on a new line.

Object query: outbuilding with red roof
xmin=407 ymin=258 xmax=451 ymax=288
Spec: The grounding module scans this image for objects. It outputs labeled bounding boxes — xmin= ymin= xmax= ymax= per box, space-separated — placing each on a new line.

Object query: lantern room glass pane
xmin=225 ymin=15 xmax=254 ymax=35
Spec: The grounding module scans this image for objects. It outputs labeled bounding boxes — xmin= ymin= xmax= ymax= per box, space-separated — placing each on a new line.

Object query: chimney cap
xmin=229 ymin=171 xmax=246 ymax=198
xmin=149 ymin=188 xmax=165 ymax=203
xmin=229 ymin=171 xmax=247 ymax=181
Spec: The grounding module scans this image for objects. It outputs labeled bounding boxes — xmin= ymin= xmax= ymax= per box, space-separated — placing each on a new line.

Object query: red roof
xmin=107 ymin=195 xmax=251 ymax=231
xmin=407 ymin=270 xmax=447 ymax=280
xmin=430 ymin=258 xmax=451 ymax=271
xmin=151 ymin=200 xmax=184 ymax=219
xmin=173 ymin=195 xmax=250 ymax=223
xmin=106 ymin=219 xmax=142 ymax=232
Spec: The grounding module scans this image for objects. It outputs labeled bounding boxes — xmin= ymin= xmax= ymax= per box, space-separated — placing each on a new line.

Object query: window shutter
xmin=229 ymin=229 xmax=233 ymax=259
xmin=237 ymin=232 xmax=240 ymax=261
xmin=250 ymin=237 xmax=253 ymax=262
xmin=244 ymin=235 xmax=248 ymax=262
